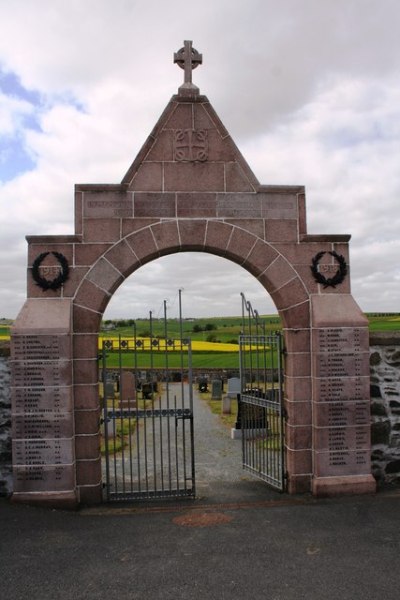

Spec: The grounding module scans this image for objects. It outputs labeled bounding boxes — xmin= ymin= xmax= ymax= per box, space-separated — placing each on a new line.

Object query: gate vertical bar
xmin=102 ymin=341 xmax=111 ymax=501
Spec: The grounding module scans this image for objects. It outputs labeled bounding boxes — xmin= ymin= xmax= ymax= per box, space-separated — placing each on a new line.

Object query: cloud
xmin=0 ymin=0 xmax=400 ymax=318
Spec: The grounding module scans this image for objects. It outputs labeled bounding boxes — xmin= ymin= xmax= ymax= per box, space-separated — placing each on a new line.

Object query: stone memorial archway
xmin=11 ymin=42 xmax=376 ymax=507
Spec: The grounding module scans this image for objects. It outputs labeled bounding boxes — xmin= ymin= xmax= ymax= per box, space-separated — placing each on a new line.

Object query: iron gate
xmin=239 ymin=294 xmax=286 ymax=491
xmin=101 ymin=335 xmax=195 ymax=502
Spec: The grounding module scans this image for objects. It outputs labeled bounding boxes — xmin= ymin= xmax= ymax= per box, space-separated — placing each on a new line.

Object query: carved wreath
xmin=32 ymin=251 xmax=70 ymax=290
xmin=310 ymin=251 xmax=347 ymax=288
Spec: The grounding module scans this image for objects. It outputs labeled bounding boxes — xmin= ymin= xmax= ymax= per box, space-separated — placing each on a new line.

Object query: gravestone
xmin=105 ymin=378 xmax=115 ymax=400
xmin=227 ymin=377 xmax=241 ymax=398
xmin=211 ymin=379 xmax=222 ymax=400
xmin=119 ymin=371 xmax=136 ymax=407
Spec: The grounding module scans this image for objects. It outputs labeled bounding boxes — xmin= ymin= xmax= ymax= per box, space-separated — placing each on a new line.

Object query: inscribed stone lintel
xmin=13 ymin=464 xmax=75 ymax=493
xmin=313 ymin=448 xmax=371 ymax=477
xmin=314 ymin=424 xmax=370 ymax=452
xmin=312 ymin=376 xmax=370 ymax=403
xmin=12 ymin=413 xmax=74 ymax=439
xmin=313 ymin=400 xmax=370 ymax=427
xmin=12 ymin=438 xmax=75 ymax=466
xmin=11 ymin=386 xmax=73 ymax=413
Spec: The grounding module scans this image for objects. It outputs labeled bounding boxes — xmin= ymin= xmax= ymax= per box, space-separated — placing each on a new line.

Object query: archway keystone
xmin=10 ymin=41 xmax=375 ymax=507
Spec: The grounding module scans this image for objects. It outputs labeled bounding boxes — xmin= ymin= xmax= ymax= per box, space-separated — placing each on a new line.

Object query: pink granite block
xmin=28 ymin=243 xmax=74 ymax=267
xmin=314 ymin=449 xmax=371 ymax=477
xmin=12 ymin=359 xmax=72 ymax=389
xmin=225 ymin=219 xmax=264 ymax=238
xmin=73 ymin=305 xmax=102 ymax=334
xmin=83 ymin=219 xmax=121 ymax=243
xmin=121 ymin=218 xmax=159 ymax=237
xmin=164 ymin=163 xmax=225 ymax=192
xmin=78 ymin=483 xmax=102 ymax=504
xmin=217 ymin=193 xmax=261 ymax=218
xmin=312 ymin=376 xmax=370 ymax=404
xmin=151 ymin=221 xmax=180 ymax=253
xmin=298 ymin=193 xmax=306 ymax=235
xmin=129 ymin=162 xmax=163 ymax=192
xmin=284 ymin=376 xmax=312 ymax=402
xmin=61 ymin=267 xmax=89 ymax=298
xmin=311 ymin=295 xmax=368 ymax=328
xmin=126 ymin=227 xmax=159 ymax=263
xmin=312 ymin=474 xmax=376 ymax=497
xmin=177 ymin=193 xmax=217 ymax=217
xmin=76 ymin=457 xmax=101 ymax=486
xmin=312 ymin=400 xmax=371 ymax=428
xmin=193 ymin=103 xmax=216 ymax=129
xmin=262 ymin=255 xmax=298 ymax=292
xmin=178 ymin=220 xmax=207 ymax=249
xmin=205 ymin=221 xmax=233 ymax=255
xmin=12 ymin=413 xmax=74 ymax=439
xmin=284 ymin=329 xmax=310 ymax=353
xmin=27 ymin=269 xmax=61 ymax=299
xmin=311 ymin=327 xmax=370 ymax=354
xmin=13 ymin=465 xmax=76 ymax=493
xmin=86 ymin=257 xmax=124 ymax=294
xmin=285 ymin=399 xmax=312 ymax=426
xmin=226 ymin=228 xmax=257 ymax=264
xmin=74 ymin=358 xmax=98 ymax=385
xmin=312 ymin=351 xmax=370 ymax=379
xmin=287 ymin=474 xmax=311 ymax=494
xmin=206 ymin=130 xmax=236 ymax=161
xmin=74 ymin=243 xmax=110 ymax=266
xmin=313 ymin=424 xmax=370 ymax=452
xmin=280 ymin=301 xmax=310 ymax=329
xmin=72 ymin=333 xmax=99 ymax=359
xmin=201 ymin=102 xmax=229 ymax=138
xmin=165 ymin=102 xmax=193 ymax=129
xmin=145 ymin=130 xmax=174 ymax=161
xmin=270 ymin=278 xmax=309 ymax=311
xmin=75 ymin=189 xmax=83 ymax=235
xmin=285 ymin=424 xmax=312 ymax=450
xmin=104 ymin=240 xmax=139 ymax=279
xmin=285 ymin=352 xmax=311 ymax=377
xmin=74 ymin=408 xmax=100 ymax=435
xmin=75 ymin=434 xmax=100 ymax=459
xmin=265 ymin=220 xmax=298 ymax=242
xmin=73 ymin=384 xmax=99 ymax=410
xmin=243 ymin=240 xmax=280 ymax=277
xmin=83 ymin=191 xmax=132 ymax=219
xmin=272 ymin=242 xmax=332 ymax=264
xmin=286 ymin=448 xmax=312 ymax=474
xmin=74 ymin=278 xmax=109 ymax=313
xmin=12 ymin=386 xmax=73 ymax=414
xmin=225 ymin=162 xmax=255 ymax=192
xmin=134 ymin=192 xmax=176 ymax=218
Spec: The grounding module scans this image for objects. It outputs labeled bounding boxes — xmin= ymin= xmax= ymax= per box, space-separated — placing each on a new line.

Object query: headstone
xmin=211 ymin=379 xmax=222 ymax=400
xmin=119 ymin=371 xmax=136 ymax=407
xmin=227 ymin=377 xmax=241 ymax=398
xmin=222 ymin=395 xmax=231 ymax=414
xmin=198 ymin=377 xmax=208 ymax=392
xmin=105 ymin=379 xmax=115 ymax=399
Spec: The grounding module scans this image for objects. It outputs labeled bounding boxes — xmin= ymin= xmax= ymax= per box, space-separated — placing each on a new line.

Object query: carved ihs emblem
xmin=173 ymin=129 xmax=208 ymax=162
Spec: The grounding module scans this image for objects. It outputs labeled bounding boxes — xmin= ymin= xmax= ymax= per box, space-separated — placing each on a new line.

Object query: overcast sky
xmin=1 ymin=0 xmax=399 ymax=320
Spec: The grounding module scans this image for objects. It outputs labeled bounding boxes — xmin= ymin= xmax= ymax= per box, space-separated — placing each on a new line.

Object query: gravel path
xmin=189 ymin=383 xmax=280 ymax=502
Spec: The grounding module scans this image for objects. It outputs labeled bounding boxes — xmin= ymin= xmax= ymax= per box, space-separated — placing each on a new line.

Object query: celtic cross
xmin=174 ymin=40 xmax=202 ymax=91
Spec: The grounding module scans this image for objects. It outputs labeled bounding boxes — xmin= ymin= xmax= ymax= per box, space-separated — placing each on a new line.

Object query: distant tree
xmin=206 ymin=334 xmax=218 ymax=343
xmin=205 ymin=323 xmax=217 ymax=331
xmin=138 ymin=330 xmax=151 ymax=337
xmin=193 ymin=324 xmax=204 ymax=332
